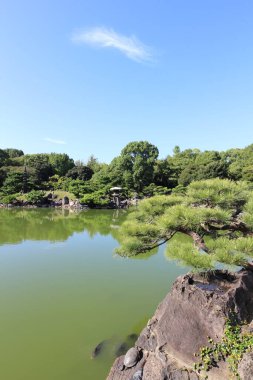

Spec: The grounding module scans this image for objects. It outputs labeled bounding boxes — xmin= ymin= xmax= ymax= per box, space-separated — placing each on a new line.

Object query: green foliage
xmin=4 ymin=148 xmax=24 ymax=158
xmin=0 ymin=149 xmax=9 ymax=167
xmin=68 ymin=179 xmax=93 ymax=198
xmin=26 ymin=190 xmax=46 ymax=204
xmin=159 ymin=205 xmax=231 ymax=231
xmin=194 ymin=315 xmax=253 ymax=379
xmin=118 ymin=141 xmax=159 ymax=191
xmin=142 ymin=183 xmax=170 ymax=197
xmin=153 ymin=159 xmax=173 ymax=188
xmin=86 ymin=155 xmax=103 ymax=173
xmin=0 ymin=193 xmax=18 ymax=204
xmin=1 ymin=142 xmax=253 ymax=212
xmin=116 ymin=179 xmax=253 ymax=270
xmin=48 ymin=153 xmax=75 ymax=176
xmin=0 ymin=168 xmax=7 ymax=187
xmin=227 ymin=144 xmax=253 ymax=181
xmin=166 ymin=241 xmax=213 ymax=269
xmin=186 ymin=179 xmax=251 ymax=210
xmin=1 ymin=172 xmax=24 ymax=194
xmin=81 ymin=190 xmax=110 ymax=207
xmin=66 ymin=165 xmax=93 ymax=181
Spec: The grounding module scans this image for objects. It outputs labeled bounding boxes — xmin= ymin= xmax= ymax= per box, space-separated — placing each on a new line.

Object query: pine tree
xmin=116 ymin=179 xmax=253 ymax=270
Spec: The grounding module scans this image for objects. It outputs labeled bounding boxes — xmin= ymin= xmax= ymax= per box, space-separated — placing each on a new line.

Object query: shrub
xmin=26 ymin=190 xmax=46 ymax=204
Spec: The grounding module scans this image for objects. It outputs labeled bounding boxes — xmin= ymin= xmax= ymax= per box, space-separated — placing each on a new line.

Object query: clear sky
xmin=1 ymin=0 xmax=253 ymax=163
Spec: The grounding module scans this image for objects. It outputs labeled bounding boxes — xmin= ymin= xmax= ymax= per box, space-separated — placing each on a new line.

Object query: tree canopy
xmin=1 ymin=142 xmax=253 ymax=207
xmin=116 ymin=179 xmax=253 ymax=270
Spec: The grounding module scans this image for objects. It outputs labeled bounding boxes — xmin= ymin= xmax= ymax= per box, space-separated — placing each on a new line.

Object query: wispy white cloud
xmin=71 ymin=27 xmax=153 ymax=63
xmin=43 ymin=138 xmax=66 ymax=145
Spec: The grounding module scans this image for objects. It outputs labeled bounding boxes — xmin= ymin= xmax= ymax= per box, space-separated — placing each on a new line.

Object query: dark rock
xmin=62 ymin=196 xmax=69 ymax=205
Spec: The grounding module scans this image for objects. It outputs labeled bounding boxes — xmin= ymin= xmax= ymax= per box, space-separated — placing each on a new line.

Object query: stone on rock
xmin=130 ymin=368 xmax=143 ymax=380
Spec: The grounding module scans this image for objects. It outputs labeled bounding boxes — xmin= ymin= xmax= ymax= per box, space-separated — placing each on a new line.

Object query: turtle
xmin=123 ymin=347 xmax=140 ymax=368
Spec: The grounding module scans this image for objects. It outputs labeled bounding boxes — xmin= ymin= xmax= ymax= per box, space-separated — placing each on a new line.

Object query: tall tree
xmin=48 ymin=153 xmax=74 ymax=176
xmin=119 ymin=141 xmax=159 ymax=192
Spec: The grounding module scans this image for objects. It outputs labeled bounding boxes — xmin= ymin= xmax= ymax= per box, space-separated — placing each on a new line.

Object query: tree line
xmin=0 ymin=141 xmax=253 ymax=206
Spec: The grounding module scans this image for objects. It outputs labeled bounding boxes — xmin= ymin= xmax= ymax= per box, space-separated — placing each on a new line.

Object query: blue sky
xmin=0 ymin=0 xmax=253 ymax=163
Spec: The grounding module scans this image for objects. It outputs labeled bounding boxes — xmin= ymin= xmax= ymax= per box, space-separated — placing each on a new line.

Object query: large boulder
xmin=106 ymin=270 xmax=253 ymax=380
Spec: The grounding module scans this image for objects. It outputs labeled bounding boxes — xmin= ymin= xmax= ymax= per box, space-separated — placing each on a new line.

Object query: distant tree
xmin=4 ymin=148 xmax=24 ymax=158
xmin=1 ymin=172 xmax=24 ymax=194
xmin=48 ymin=153 xmax=74 ymax=176
xmin=154 ymin=159 xmax=173 ymax=188
xmin=167 ymin=148 xmax=201 ymax=187
xmin=116 ymin=179 xmax=253 ymax=271
xmin=66 ymin=166 xmax=93 ymax=181
xmin=89 ymin=164 xmax=111 ymax=190
xmin=226 ymin=144 xmax=253 ymax=181
xmin=75 ymin=160 xmax=85 ymax=167
xmin=178 ymin=151 xmax=228 ymax=186
xmin=25 ymin=154 xmax=53 ymax=183
xmin=0 ymin=149 xmax=9 ymax=167
xmin=119 ymin=141 xmax=159 ymax=192
xmin=0 ymin=168 xmax=7 ymax=187
xmin=173 ymin=145 xmax=181 ymax=155
xmin=86 ymin=155 xmax=102 ymax=173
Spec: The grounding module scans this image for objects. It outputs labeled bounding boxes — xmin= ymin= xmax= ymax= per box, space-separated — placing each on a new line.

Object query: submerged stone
xmin=91 ymin=340 xmax=107 ymax=358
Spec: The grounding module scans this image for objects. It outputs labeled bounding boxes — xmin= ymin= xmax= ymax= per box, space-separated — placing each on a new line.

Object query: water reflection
xmin=0 ymin=208 xmax=128 ymax=245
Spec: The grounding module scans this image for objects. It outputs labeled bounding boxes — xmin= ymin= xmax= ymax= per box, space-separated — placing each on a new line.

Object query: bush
xmin=0 ymin=194 xmax=18 ymax=204
xmin=81 ymin=191 xmax=110 ymax=207
xmin=26 ymin=190 xmax=46 ymax=204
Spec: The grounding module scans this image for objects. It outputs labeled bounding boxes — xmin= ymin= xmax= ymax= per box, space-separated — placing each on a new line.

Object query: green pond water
xmin=0 ymin=208 xmax=187 ymax=380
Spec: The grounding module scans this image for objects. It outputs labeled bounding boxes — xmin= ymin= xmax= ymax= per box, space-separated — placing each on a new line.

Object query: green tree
xmin=167 ymin=148 xmax=201 ymax=187
xmin=25 ymin=154 xmax=53 ymax=183
xmin=1 ymin=172 xmax=24 ymax=194
xmin=153 ymin=159 xmax=173 ymax=188
xmin=226 ymin=144 xmax=253 ymax=181
xmin=116 ymin=179 xmax=253 ymax=270
xmin=86 ymin=155 xmax=102 ymax=173
xmin=4 ymin=148 xmax=24 ymax=158
xmin=118 ymin=141 xmax=159 ymax=192
xmin=48 ymin=153 xmax=74 ymax=176
xmin=0 ymin=149 xmax=9 ymax=167
xmin=178 ymin=151 xmax=228 ymax=186
xmin=66 ymin=166 xmax=93 ymax=181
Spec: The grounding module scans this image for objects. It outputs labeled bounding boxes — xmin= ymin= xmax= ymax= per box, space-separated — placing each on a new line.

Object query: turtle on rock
xmin=123 ymin=347 xmax=140 ymax=368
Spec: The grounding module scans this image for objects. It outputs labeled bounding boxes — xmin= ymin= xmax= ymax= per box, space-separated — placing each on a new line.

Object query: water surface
xmin=0 ymin=208 xmax=187 ymax=380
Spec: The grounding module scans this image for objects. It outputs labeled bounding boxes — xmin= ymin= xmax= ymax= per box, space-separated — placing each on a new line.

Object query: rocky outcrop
xmin=107 ymin=270 xmax=253 ymax=380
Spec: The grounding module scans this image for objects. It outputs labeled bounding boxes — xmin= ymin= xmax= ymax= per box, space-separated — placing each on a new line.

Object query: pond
xmin=0 ymin=208 xmax=187 ymax=380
